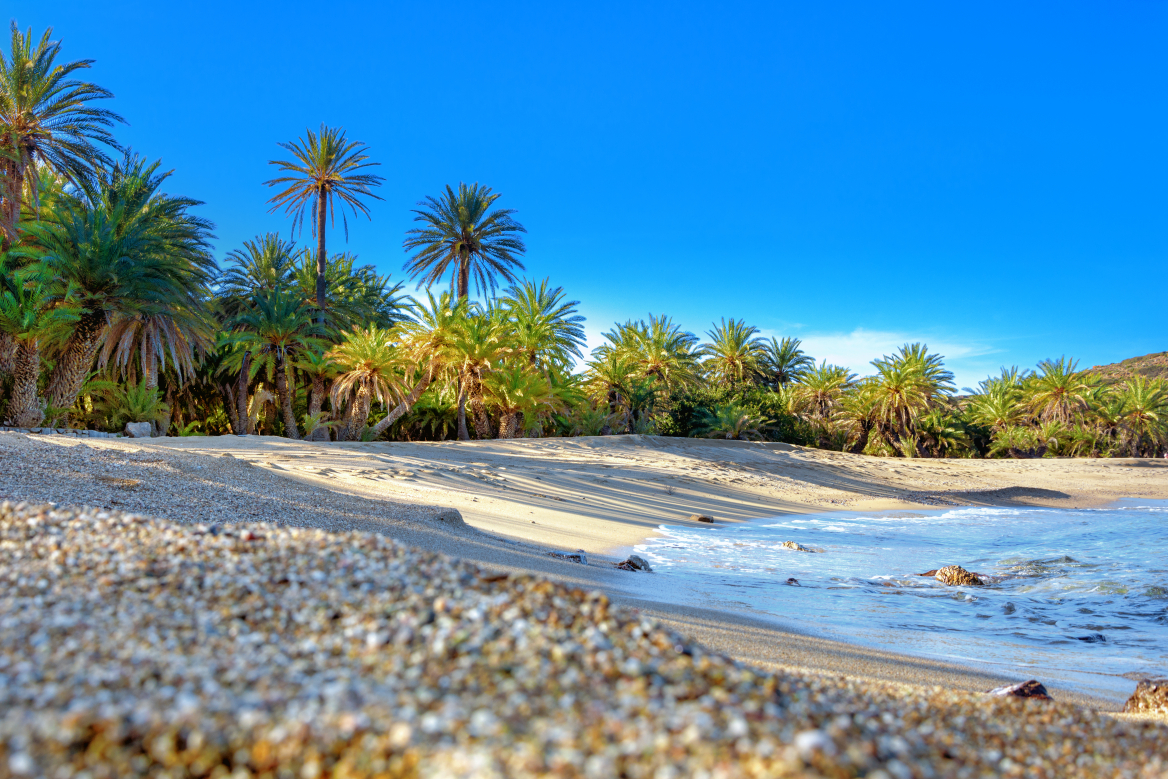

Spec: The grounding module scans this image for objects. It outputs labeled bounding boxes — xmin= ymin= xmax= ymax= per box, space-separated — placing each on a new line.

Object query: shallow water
xmin=633 ymin=501 xmax=1168 ymax=701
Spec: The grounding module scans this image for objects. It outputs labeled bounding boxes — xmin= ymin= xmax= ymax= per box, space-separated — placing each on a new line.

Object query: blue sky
xmin=10 ymin=1 xmax=1166 ymax=388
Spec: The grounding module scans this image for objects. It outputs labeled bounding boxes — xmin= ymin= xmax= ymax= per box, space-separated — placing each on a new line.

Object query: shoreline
xmin=4 ymin=431 xmax=1168 ymax=714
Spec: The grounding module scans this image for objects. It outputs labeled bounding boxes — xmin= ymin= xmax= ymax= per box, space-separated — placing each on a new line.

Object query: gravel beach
xmin=3 ymin=501 xmax=1167 ymax=779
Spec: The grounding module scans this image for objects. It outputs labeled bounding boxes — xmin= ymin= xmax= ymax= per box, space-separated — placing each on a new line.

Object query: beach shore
xmin=4 ymin=431 xmax=1168 ymax=712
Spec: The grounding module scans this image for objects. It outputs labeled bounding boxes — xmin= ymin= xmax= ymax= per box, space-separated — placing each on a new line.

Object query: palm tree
xmin=1026 ymin=357 xmax=1096 ymax=424
xmin=98 ymin=304 xmax=214 ymax=393
xmin=699 ymin=318 xmax=764 ymax=386
xmin=761 ymin=336 xmax=814 ymax=387
xmin=294 ymin=348 xmax=340 ymax=441
xmin=870 ymin=343 xmax=954 ymax=451
xmin=0 ymin=264 xmax=76 ymax=426
xmin=449 ymin=308 xmax=506 ymax=439
xmin=328 ymin=325 xmax=402 ymax=441
xmin=966 ymin=368 xmax=1027 ymax=431
xmin=485 ymin=364 xmax=555 ymax=439
xmin=265 ymin=124 xmax=383 ymax=310
xmin=693 ymin=403 xmax=769 ymax=441
xmin=1118 ymin=377 xmax=1168 ymax=456
xmin=597 ymin=315 xmax=701 ymax=392
xmin=0 ymin=23 xmax=124 ymax=247
xmin=366 ymin=292 xmax=468 ymax=439
xmin=500 ymin=278 xmax=586 ymax=369
xmin=35 ymin=154 xmax=215 ymax=417
xmin=402 ymin=182 xmax=526 ymax=302
xmin=227 ymin=289 xmax=326 ymax=439
xmin=793 ymin=361 xmax=855 ymax=422
xmin=218 ymin=233 xmax=297 ymax=307
xmin=291 ymin=249 xmax=407 ymax=331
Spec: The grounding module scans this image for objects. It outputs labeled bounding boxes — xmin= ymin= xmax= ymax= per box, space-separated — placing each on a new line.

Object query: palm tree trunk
xmin=456 ymin=376 xmax=470 ymax=441
xmin=458 ymin=254 xmax=470 ymax=301
xmin=1 ymin=161 xmax=24 ymax=251
xmin=0 ymin=332 xmax=16 ymax=378
xmin=236 ymin=352 xmax=252 ymax=433
xmin=342 ymin=385 xmax=371 ymax=441
xmin=499 ymin=411 xmax=525 ymax=439
xmin=306 ymin=374 xmax=330 ymax=441
xmin=370 ymin=368 xmax=435 ymax=438
xmin=275 ymin=356 xmax=300 ymax=439
xmin=45 ymin=310 xmax=108 ymax=419
xmin=466 ymin=369 xmax=494 ymax=439
xmin=9 ymin=340 xmax=43 ymax=427
xmin=222 ymin=383 xmax=241 ymax=434
xmin=316 ymin=195 xmax=328 ymax=310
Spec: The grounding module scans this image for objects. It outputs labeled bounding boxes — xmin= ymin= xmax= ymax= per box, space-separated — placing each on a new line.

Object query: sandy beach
xmin=4 ymin=430 xmax=1167 ymax=714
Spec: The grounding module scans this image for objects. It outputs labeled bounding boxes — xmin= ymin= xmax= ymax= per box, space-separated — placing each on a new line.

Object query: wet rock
xmin=123 ymin=422 xmax=153 ymax=438
xmin=781 ymin=541 xmax=819 ymax=552
xmin=549 ymin=549 xmax=588 ymax=565
xmin=987 ymin=680 xmax=1053 ymax=701
xmin=1074 ymin=633 xmax=1106 ymax=643
xmin=614 ymin=555 xmax=653 ymax=573
xmin=1123 ymin=678 xmax=1168 ymax=714
xmin=689 ymin=514 xmax=715 ymax=523
xmin=785 ymin=578 xmax=800 ymax=586
xmin=926 ymin=566 xmax=985 ymax=586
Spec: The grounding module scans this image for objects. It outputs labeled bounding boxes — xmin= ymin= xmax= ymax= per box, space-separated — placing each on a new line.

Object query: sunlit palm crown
xmin=499 ymin=278 xmax=585 ymax=369
xmin=264 ymin=124 xmax=383 ymax=238
xmin=699 ymin=317 xmax=765 ymax=386
xmin=402 ymin=182 xmax=527 ymax=300
xmin=0 ymin=23 xmax=124 ymax=235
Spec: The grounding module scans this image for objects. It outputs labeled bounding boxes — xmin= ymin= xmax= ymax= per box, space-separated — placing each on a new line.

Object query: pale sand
xmin=7 ymin=432 xmax=1168 ymax=713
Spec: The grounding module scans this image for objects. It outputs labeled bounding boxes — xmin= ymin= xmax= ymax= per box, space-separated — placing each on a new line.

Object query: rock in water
xmin=781 ymin=541 xmax=812 ymax=552
xmin=785 ymin=578 xmax=800 ymax=586
xmin=123 ymin=421 xmax=153 ymax=438
xmin=1123 ymin=678 xmax=1168 ymax=714
xmin=689 ymin=514 xmax=715 ymax=523
xmin=933 ymin=565 xmax=985 ymax=586
xmin=987 ymin=680 xmax=1053 ymax=701
xmin=614 ymin=555 xmax=653 ymax=572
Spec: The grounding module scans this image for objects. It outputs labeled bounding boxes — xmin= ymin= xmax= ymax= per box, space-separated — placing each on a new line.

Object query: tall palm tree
xmin=291 ymin=249 xmax=407 ymax=331
xmin=0 ymin=22 xmax=124 ymax=247
xmin=699 ymin=318 xmax=764 ymax=386
xmin=98 ymin=304 xmax=214 ymax=393
xmin=500 ymin=278 xmax=585 ymax=369
xmin=761 ymin=337 xmax=814 ymax=387
xmin=402 ymin=182 xmax=526 ymax=302
xmin=265 ymin=124 xmax=383 ymax=311
xmin=870 ymin=343 xmax=954 ymax=450
xmin=227 ymin=289 xmax=326 ymax=439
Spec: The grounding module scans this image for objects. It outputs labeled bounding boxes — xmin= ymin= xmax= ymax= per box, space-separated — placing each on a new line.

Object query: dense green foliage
xmin=1 ymin=24 xmax=1165 ymax=459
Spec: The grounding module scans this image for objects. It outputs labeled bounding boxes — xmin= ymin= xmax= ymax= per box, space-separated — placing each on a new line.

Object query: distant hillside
xmin=1087 ymin=352 xmax=1168 ymax=383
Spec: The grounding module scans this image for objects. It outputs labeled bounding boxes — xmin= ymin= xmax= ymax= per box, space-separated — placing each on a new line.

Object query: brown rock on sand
xmin=689 ymin=513 xmax=715 ymax=523
xmin=1123 ymin=678 xmax=1168 ymax=714
xmin=929 ymin=565 xmax=985 ymax=586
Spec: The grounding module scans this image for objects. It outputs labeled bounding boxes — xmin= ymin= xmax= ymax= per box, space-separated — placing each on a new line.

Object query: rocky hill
xmin=1087 ymin=351 xmax=1168 ymax=383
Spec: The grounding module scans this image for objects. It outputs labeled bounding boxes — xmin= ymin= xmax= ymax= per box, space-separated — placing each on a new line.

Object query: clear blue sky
xmin=10 ymin=1 xmax=1166 ymax=388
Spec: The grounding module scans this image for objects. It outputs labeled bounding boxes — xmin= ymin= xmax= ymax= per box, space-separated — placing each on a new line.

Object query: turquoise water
xmin=632 ymin=502 xmax=1168 ymax=701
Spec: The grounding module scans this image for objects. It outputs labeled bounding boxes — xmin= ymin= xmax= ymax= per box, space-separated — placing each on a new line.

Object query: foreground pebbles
xmin=1 ymin=503 xmax=1166 ymax=778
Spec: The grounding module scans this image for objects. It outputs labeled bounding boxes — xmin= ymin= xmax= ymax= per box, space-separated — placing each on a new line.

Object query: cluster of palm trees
xmin=2 ymin=23 xmax=1165 ymax=458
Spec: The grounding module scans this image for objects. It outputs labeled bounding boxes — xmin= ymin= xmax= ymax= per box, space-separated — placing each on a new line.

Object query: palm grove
xmin=1 ymin=25 xmax=1165 ymax=458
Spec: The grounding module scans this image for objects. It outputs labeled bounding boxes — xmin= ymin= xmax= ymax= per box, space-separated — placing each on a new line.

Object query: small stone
xmin=785 ymin=577 xmax=800 ymax=586
xmin=124 ymin=422 xmax=154 ymax=438
xmin=987 ymin=680 xmax=1053 ymax=701
xmin=688 ymin=514 xmax=715 ymax=523
xmin=781 ymin=541 xmax=812 ymax=552
xmin=1123 ymin=678 xmax=1168 ymax=714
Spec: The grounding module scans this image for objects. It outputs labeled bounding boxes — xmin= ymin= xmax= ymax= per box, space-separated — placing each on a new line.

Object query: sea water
xmin=631 ymin=502 xmax=1168 ymax=701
